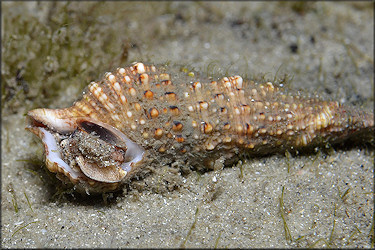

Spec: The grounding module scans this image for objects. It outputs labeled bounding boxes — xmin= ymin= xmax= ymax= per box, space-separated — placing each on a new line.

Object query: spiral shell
xmin=26 ymin=62 xmax=374 ymax=194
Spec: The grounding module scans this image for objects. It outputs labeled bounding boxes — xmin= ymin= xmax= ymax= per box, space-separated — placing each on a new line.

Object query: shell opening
xmin=27 ymin=110 xmax=145 ymax=183
xmin=75 ymin=120 xmax=145 ymax=174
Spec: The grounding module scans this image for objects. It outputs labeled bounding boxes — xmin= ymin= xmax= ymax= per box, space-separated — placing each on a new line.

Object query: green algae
xmin=11 ymin=221 xmax=38 ymax=238
xmin=1 ymin=2 xmax=173 ymax=116
xmin=279 ymin=186 xmax=293 ymax=243
xmin=24 ymin=191 xmax=33 ymax=212
xmin=180 ymin=206 xmax=199 ymax=248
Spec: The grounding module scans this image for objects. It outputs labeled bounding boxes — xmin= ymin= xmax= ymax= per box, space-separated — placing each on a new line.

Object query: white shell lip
xmin=39 ymin=127 xmax=85 ymax=180
xmin=26 ymin=108 xmax=145 ymax=183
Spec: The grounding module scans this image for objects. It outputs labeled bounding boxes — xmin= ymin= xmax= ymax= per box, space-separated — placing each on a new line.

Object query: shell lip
xmin=26 ymin=109 xmax=146 ymax=185
xmin=38 ymin=127 xmax=85 ymax=180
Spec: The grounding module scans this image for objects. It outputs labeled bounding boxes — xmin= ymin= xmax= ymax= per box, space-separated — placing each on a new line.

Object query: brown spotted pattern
xmin=73 ymin=63 xmax=372 ymax=152
xmin=27 ymin=62 xmax=374 ymax=193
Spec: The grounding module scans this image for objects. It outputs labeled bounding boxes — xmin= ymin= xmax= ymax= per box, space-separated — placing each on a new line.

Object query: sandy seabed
xmin=2 ymin=2 xmax=373 ymax=248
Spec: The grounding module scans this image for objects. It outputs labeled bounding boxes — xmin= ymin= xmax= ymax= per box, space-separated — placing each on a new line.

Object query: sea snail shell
xmin=26 ymin=62 xmax=374 ymax=194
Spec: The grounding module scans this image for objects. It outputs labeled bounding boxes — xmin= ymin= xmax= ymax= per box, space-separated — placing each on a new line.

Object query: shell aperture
xmin=27 ymin=110 xmax=145 ymax=193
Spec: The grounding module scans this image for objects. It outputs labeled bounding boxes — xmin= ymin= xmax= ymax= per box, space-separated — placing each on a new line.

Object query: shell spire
xmin=26 ymin=62 xmax=374 ymax=194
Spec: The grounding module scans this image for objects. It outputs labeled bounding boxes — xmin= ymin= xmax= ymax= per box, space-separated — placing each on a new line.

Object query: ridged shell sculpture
xmin=26 ymin=62 xmax=374 ymax=194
